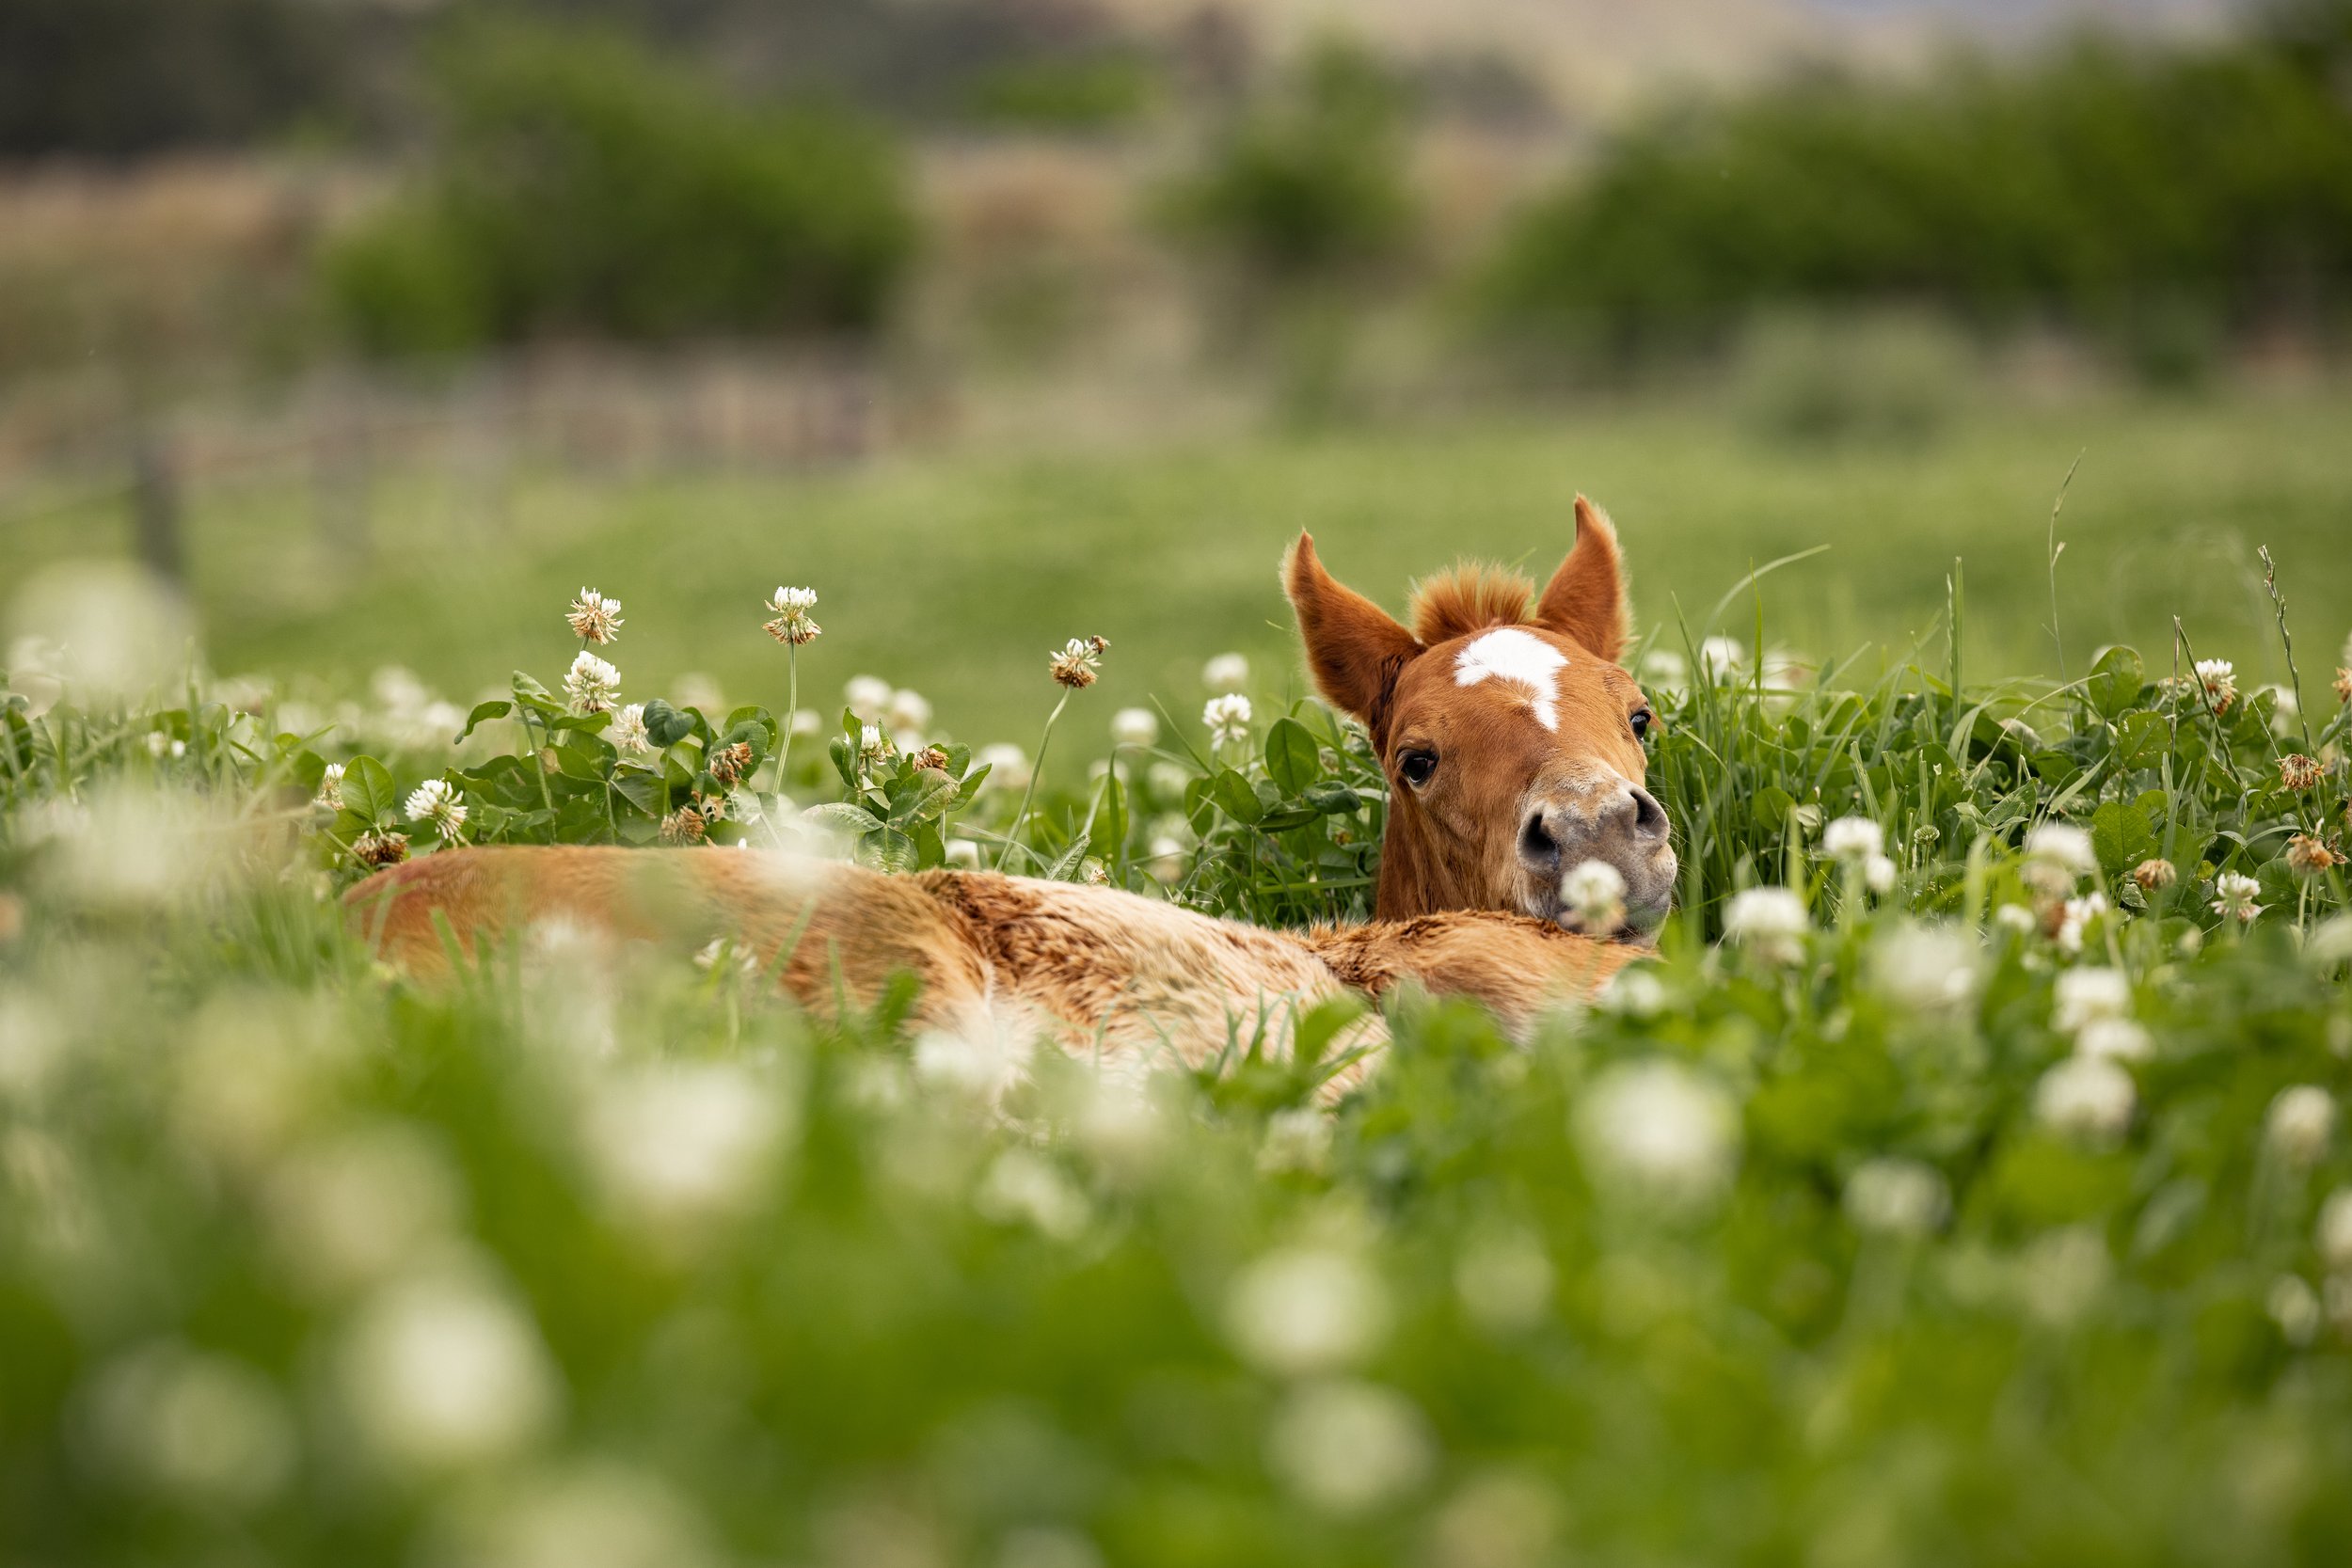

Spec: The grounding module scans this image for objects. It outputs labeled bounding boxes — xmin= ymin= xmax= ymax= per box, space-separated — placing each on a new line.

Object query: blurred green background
xmin=6 ymin=0 xmax=2352 ymax=741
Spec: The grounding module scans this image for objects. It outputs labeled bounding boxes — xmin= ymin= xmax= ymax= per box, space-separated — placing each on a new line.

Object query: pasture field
xmin=5 ymin=515 xmax=2352 ymax=1565
xmin=8 ymin=381 xmax=2352 ymax=749
xmin=6 ymin=369 xmax=2352 ymax=1565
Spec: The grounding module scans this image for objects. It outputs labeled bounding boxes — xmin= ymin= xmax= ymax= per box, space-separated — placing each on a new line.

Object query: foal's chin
xmin=1517 ymin=857 xmax=1677 ymax=945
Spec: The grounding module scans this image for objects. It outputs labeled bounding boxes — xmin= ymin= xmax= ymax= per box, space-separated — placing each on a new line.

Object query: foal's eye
xmin=1630 ymin=707 xmax=1655 ymax=740
xmin=1397 ymin=750 xmax=1438 ymax=788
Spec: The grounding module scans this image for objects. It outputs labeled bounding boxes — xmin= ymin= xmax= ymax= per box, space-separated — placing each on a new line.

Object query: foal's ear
xmin=1533 ymin=496 xmax=1629 ymax=662
xmin=1284 ymin=532 xmax=1422 ymax=724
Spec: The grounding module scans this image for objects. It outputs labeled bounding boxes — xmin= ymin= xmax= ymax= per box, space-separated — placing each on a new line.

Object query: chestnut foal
xmin=349 ymin=499 xmax=1673 ymax=1091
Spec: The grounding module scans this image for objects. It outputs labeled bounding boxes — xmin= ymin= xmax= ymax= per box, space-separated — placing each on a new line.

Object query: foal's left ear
xmin=1533 ymin=495 xmax=1629 ymax=662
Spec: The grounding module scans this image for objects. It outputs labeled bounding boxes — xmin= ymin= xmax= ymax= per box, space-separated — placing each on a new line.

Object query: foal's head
xmin=1284 ymin=498 xmax=1675 ymax=937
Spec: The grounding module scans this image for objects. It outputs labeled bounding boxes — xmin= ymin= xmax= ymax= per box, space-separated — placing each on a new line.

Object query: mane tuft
xmin=1407 ymin=562 xmax=1534 ymax=645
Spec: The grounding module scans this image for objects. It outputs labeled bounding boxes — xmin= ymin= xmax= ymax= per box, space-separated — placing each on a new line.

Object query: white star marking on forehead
xmin=1454 ymin=627 xmax=1569 ymax=731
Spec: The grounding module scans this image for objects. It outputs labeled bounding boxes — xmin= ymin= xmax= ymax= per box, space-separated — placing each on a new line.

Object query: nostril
xmin=1519 ymin=810 xmax=1560 ymax=867
xmin=1629 ymin=787 xmax=1667 ymax=838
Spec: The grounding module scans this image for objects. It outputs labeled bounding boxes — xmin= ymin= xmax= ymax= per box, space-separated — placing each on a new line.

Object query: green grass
xmin=5 ymin=653 xmax=2352 ymax=1564
xmin=12 ymin=384 xmax=2352 ymax=749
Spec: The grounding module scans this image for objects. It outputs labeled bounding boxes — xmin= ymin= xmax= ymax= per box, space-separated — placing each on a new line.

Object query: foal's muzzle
xmin=1518 ymin=777 xmax=1677 ymax=935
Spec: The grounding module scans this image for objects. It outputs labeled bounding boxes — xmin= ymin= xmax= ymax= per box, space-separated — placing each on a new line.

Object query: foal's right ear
xmin=1283 ymin=532 xmax=1422 ymax=725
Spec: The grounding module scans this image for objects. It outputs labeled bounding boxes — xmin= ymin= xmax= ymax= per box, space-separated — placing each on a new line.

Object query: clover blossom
xmin=565 ymin=588 xmax=623 ymax=645
xmin=403 ymin=779 xmax=469 ymax=844
xmin=762 ymin=586 xmax=820 ymax=646
xmin=564 ymin=651 xmax=621 ymax=715
xmin=1203 ymin=693 xmax=1253 ymax=749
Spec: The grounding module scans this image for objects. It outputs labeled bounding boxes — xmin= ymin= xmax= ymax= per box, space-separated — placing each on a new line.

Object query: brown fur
xmin=347 ymin=497 xmax=1669 ymax=1093
xmin=346 ymin=846 xmax=1635 ymax=1097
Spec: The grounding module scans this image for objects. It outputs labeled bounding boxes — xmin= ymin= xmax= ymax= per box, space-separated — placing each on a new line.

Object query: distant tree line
xmin=0 ymin=0 xmax=1130 ymax=157
xmin=1482 ymin=1 xmax=2352 ymax=356
xmin=329 ymin=20 xmax=915 ymax=354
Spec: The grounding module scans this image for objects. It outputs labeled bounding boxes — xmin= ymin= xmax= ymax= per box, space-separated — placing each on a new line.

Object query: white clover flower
xmin=404 ymin=778 xmax=469 ymax=843
xmin=2022 ymin=822 xmax=2097 ymax=896
xmin=264 ymin=1122 xmax=461 ymax=1297
xmin=2020 ymin=1225 xmax=2112 ymax=1325
xmin=2316 ymin=1188 xmax=2352 ymax=1272
xmin=454 ymin=1464 xmax=716 ymax=1568
xmin=858 ymin=723 xmax=890 ymax=768
xmin=1561 ymin=859 xmax=1627 ymax=932
xmin=1994 ymin=902 xmax=2041 ymax=935
xmin=565 ymin=587 xmax=623 ymax=645
xmin=977 ymin=742 xmax=1032 ymax=793
xmin=1454 ymin=1227 xmax=1555 ymax=1336
xmin=2055 ymin=893 xmax=2108 ymax=955
xmin=1723 ymin=886 xmax=1808 ymax=965
xmin=975 ymin=1148 xmax=1090 ymax=1241
xmin=2212 ymin=871 xmax=2264 ymax=925
xmin=608 ymin=703 xmax=654 ymax=756
xmin=1598 ymin=966 xmax=1668 ymax=1017
xmin=2265 ymin=1085 xmax=2336 ymax=1169
xmin=1863 ymin=854 xmax=1897 ymax=894
xmin=1426 ymin=1471 xmax=1563 ymax=1568
xmin=1843 ymin=1157 xmax=1950 ymax=1237
xmin=911 ymin=1016 xmax=1036 ymax=1103
xmin=338 ymin=1268 xmax=560 ymax=1471
xmin=1110 ymin=706 xmax=1160 ymax=748
xmin=1225 ymin=1246 xmax=1390 ymax=1377
xmin=1871 ymin=925 xmax=1979 ymax=1010
xmin=316 ymin=761 xmax=346 ymax=811
xmin=1257 ymin=1107 xmax=1334 ymax=1176
xmin=2260 ymin=683 xmax=2301 ymax=736
xmin=1822 ymin=816 xmax=1883 ymax=862
xmin=1147 ymin=761 xmax=1192 ymax=800
xmin=763 ymin=586 xmax=820 ymax=645
xmin=1265 ymin=1380 xmax=1433 ymax=1517
xmin=944 ymin=837 xmax=983 ymax=868
xmin=1049 ymin=635 xmax=1108 ymax=689
xmin=1203 ymin=693 xmax=1254 ymax=749
xmin=564 ymin=651 xmax=621 ymax=715
xmin=1638 ymin=648 xmax=1689 ymax=694
xmin=2194 ymin=657 xmax=2238 ymax=711
xmin=79 ymin=1343 xmax=295 ymax=1509
xmin=2054 ymin=967 xmax=2134 ymax=1034
xmin=1696 ymin=636 xmax=1747 ymax=681
xmin=2269 ymin=1275 xmax=2322 ymax=1347
xmin=1575 ymin=1059 xmax=1741 ymax=1206
xmin=585 ymin=1063 xmax=787 ymax=1230
xmin=2035 ymin=1054 xmax=2136 ymax=1147
xmin=1145 ymin=835 xmax=1188 ymax=884
xmin=2076 ymin=1018 xmax=2153 ymax=1063
xmin=884 ymin=688 xmax=931 ymax=738
xmin=1202 ymin=652 xmax=1250 ymax=693
xmin=843 ymin=674 xmax=892 ymax=721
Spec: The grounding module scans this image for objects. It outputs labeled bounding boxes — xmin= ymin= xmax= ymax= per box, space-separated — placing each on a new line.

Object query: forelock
xmin=1407 ymin=562 xmax=1534 ymax=644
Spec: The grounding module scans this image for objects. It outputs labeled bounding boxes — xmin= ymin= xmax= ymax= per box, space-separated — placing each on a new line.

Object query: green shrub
xmin=961 ymin=54 xmax=1159 ymax=133
xmin=1480 ymin=19 xmax=2352 ymax=358
xmin=1163 ymin=42 xmax=1416 ymax=285
xmin=327 ymin=21 xmax=916 ymax=355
